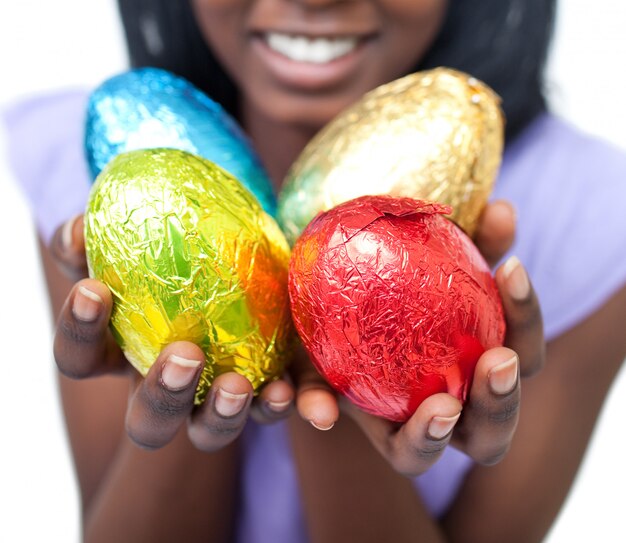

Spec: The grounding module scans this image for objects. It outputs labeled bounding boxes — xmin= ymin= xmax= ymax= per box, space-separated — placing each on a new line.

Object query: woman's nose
xmin=287 ymin=0 xmax=354 ymax=7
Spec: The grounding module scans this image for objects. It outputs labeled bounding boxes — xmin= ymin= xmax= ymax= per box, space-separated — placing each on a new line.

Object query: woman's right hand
xmin=49 ymin=215 xmax=295 ymax=453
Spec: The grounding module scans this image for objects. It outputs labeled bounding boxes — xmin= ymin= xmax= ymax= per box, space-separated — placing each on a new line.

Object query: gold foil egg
xmin=277 ymin=67 xmax=504 ymax=244
xmin=85 ymin=148 xmax=292 ymax=403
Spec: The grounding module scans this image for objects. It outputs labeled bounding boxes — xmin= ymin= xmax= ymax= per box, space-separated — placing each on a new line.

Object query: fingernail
xmin=62 ymin=215 xmax=80 ymax=252
xmin=428 ymin=413 xmax=461 ymax=440
xmin=161 ymin=355 xmax=202 ymax=391
xmin=215 ymin=388 xmax=249 ymax=417
xmin=266 ymin=399 xmax=292 ymax=413
xmin=72 ymin=286 xmax=102 ymax=322
xmin=489 ymin=355 xmax=519 ymax=395
xmin=309 ymin=420 xmax=335 ymax=431
xmin=502 ymin=256 xmax=530 ymax=301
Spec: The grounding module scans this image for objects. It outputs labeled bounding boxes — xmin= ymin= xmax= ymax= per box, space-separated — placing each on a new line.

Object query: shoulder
xmin=498 ymin=113 xmax=626 ymax=199
xmin=494 ymin=113 xmax=626 ymax=339
xmin=3 ymin=88 xmax=91 ymax=244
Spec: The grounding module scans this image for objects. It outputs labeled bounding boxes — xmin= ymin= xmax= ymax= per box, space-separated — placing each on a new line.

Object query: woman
xmin=7 ymin=0 xmax=626 ymax=541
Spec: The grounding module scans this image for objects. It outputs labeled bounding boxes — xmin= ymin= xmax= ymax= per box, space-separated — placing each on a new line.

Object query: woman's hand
xmin=292 ymin=200 xmax=545 ymax=476
xmin=49 ymin=215 xmax=295 ymax=453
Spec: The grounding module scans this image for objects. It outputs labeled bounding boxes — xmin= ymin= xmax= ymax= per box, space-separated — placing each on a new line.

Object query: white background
xmin=0 ymin=1 xmax=624 ymax=542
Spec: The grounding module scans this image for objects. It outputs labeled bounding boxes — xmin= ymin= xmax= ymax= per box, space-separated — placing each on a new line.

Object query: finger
xmin=187 ymin=372 xmax=253 ymax=453
xmin=343 ymin=393 xmax=462 ymax=477
xmin=53 ymin=278 xmax=127 ymax=378
xmin=290 ymin=344 xmax=339 ymax=431
xmin=49 ymin=215 xmax=88 ymax=281
xmin=126 ymin=342 xmax=205 ymax=450
xmin=250 ymin=379 xmax=295 ymax=424
xmin=496 ymin=256 xmax=545 ymax=377
xmin=451 ymin=347 xmax=520 ymax=465
xmin=474 ymin=200 xmax=516 ymax=268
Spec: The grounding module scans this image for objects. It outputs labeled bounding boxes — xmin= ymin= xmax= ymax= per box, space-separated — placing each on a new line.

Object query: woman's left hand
xmin=291 ymin=200 xmax=545 ymax=476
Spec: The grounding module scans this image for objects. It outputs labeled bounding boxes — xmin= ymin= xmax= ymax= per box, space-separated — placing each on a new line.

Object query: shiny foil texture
xmin=289 ymin=195 xmax=505 ymax=422
xmin=85 ymin=148 xmax=292 ymax=403
xmin=85 ymin=67 xmax=276 ymax=216
xmin=278 ymin=68 xmax=504 ymax=244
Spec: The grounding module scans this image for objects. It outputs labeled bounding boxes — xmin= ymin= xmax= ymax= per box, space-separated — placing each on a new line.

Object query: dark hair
xmin=117 ymin=0 xmax=556 ymax=142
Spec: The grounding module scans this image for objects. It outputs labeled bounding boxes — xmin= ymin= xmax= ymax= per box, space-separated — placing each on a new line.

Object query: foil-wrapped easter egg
xmin=85 ymin=148 xmax=292 ymax=403
xmin=85 ymin=67 xmax=276 ymax=216
xmin=278 ymin=68 xmax=504 ymax=244
xmin=289 ymin=195 xmax=505 ymax=422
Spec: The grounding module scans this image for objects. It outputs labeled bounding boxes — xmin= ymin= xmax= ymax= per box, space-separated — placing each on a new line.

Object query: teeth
xmin=266 ymin=33 xmax=358 ymax=63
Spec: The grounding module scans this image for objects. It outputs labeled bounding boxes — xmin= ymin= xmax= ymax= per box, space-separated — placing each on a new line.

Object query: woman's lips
xmin=251 ymin=32 xmax=374 ymax=91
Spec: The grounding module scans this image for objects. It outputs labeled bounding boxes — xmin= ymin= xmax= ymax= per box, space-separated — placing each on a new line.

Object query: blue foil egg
xmin=85 ymin=67 xmax=276 ymax=216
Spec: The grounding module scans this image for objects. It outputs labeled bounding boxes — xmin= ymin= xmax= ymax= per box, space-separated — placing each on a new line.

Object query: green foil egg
xmin=84 ymin=148 xmax=292 ymax=403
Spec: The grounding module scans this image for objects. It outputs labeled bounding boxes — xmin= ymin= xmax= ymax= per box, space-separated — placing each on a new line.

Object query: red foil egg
xmin=289 ymin=195 xmax=506 ymax=422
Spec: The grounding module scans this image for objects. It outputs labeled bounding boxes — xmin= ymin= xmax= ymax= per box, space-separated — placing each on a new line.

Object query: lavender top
xmin=4 ymin=90 xmax=626 ymax=543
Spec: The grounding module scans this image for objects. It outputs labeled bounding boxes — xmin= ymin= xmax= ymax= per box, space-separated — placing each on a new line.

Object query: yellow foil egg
xmin=277 ymin=68 xmax=504 ymax=244
xmin=85 ymin=148 xmax=292 ymax=403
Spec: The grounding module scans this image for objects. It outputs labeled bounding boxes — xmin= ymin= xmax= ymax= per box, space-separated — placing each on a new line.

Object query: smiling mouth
xmin=263 ymin=32 xmax=363 ymax=64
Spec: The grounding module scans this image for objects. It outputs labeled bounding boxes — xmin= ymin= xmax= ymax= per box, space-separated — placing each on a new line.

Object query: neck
xmin=241 ymin=102 xmax=321 ymax=192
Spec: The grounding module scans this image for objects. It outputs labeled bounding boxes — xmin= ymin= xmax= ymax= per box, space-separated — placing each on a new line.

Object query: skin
xmin=42 ymin=0 xmax=626 ymax=541
xmin=191 ymin=0 xmax=449 ymax=183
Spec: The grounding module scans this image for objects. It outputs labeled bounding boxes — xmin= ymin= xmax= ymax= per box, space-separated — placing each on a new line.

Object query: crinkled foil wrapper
xmin=278 ymin=68 xmax=504 ymax=244
xmin=85 ymin=67 xmax=276 ymax=216
xmin=85 ymin=148 xmax=292 ymax=403
xmin=289 ymin=196 xmax=505 ymax=422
